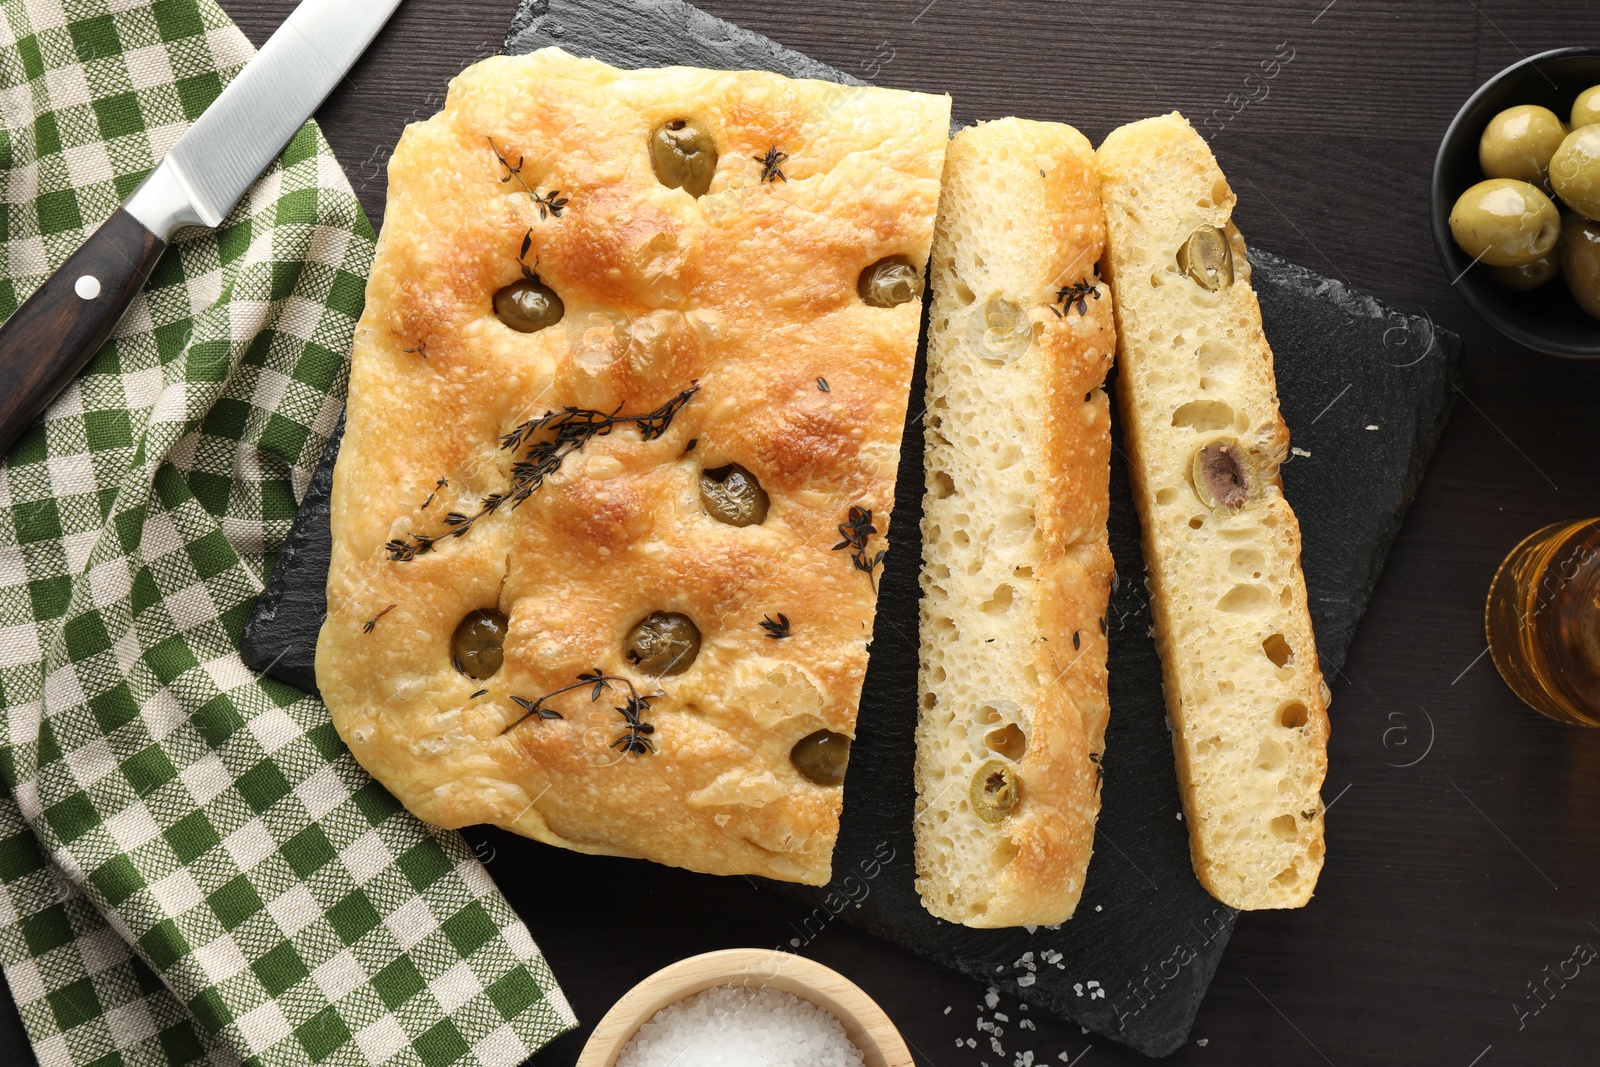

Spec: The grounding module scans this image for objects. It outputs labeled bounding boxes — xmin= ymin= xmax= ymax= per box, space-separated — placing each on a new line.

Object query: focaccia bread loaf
xmin=1096 ymin=112 xmax=1329 ymax=910
xmin=914 ymin=118 xmax=1116 ymax=927
xmin=316 ymin=47 xmax=950 ymax=885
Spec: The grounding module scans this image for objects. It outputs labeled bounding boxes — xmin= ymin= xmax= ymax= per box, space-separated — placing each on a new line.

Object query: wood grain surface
xmin=2 ymin=2 xmax=1594 ymax=1065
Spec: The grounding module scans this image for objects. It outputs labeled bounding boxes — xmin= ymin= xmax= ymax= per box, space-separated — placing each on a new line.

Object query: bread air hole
xmin=980 ymin=583 xmax=1014 ymax=615
xmin=1279 ymin=700 xmax=1310 ymax=729
xmin=1256 ymin=737 xmax=1288 ymax=773
xmin=984 ymin=722 xmax=1027 ymax=761
xmin=1263 ymin=633 xmax=1294 ymax=668
xmin=932 ymin=471 xmax=956 ymax=499
xmin=1230 ymin=547 xmax=1266 ymax=579
xmin=1270 ymin=814 xmax=1298 ymax=841
xmin=1217 ymin=583 xmax=1270 ymax=613
xmin=1172 ymin=399 xmax=1236 ymax=432
xmin=1271 ymin=864 xmax=1302 ymax=889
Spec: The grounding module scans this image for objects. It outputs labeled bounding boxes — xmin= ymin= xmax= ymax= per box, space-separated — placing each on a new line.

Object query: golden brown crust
xmin=316 ymin=49 xmax=950 ymax=885
xmin=914 ymin=119 xmax=1115 ymax=927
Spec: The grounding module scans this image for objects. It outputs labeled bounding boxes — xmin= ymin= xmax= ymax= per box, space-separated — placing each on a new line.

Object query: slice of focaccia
xmin=914 ymin=118 xmax=1116 ymax=927
xmin=316 ymin=47 xmax=950 ymax=885
xmin=1096 ymin=113 xmax=1329 ymax=910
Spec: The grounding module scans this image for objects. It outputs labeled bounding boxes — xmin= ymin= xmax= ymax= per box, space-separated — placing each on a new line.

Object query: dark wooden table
xmin=7 ymin=2 xmax=1598 ymax=1064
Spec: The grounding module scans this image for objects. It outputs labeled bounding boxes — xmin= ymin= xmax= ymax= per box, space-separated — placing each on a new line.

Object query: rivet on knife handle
xmin=0 ymin=209 xmax=165 ymax=457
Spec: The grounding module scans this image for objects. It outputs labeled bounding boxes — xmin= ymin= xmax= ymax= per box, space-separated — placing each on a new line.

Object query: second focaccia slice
xmin=914 ymin=118 xmax=1116 ymax=927
xmin=1097 ymin=113 xmax=1329 ymax=909
xmin=316 ymin=48 xmax=950 ymax=885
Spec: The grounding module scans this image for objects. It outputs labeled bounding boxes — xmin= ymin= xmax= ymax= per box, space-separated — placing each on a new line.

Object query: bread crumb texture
xmin=317 ymin=48 xmax=950 ymax=885
xmin=915 ymin=118 xmax=1115 ymax=927
xmin=1096 ymin=112 xmax=1328 ymax=910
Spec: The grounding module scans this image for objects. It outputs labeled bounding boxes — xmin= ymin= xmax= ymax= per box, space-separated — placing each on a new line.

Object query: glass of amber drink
xmin=1486 ymin=518 xmax=1600 ymax=726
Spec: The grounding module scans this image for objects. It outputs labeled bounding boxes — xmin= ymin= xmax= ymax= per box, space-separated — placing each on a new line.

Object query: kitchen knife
xmin=0 ymin=0 xmax=404 ymax=458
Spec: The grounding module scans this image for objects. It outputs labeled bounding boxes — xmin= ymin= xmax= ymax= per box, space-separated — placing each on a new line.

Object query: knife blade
xmin=0 ymin=0 xmax=404 ymax=458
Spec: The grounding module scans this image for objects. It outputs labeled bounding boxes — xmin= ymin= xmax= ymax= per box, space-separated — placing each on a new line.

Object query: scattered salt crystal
xmin=967 ymin=1038 xmax=977 ymax=1048
xmin=944 ymin=1006 xmax=952 ymax=1015
xmin=1291 ymin=446 xmax=1312 ymax=458
xmin=1094 ymin=905 xmax=1102 ymax=912
xmin=1086 ymin=981 xmax=1099 ymax=989
xmin=1024 ymin=924 xmax=1038 ymax=934
xmin=985 ymin=988 xmax=1000 ymax=1008
xmin=1176 ymin=811 xmax=1183 ymax=820
xmin=1365 ymin=424 xmax=1379 ymax=431
xmin=1017 ymin=974 xmax=1036 ymax=987
xmin=1197 ymin=1038 xmax=1209 ymax=1047
xmin=1020 ymin=1019 xmax=1036 ymax=1030
xmin=995 ymin=1013 xmax=1010 ymax=1023
xmin=615 ymin=983 xmax=864 ymax=1067
xmin=990 ymin=1036 xmax=1004 ymax=1054
xmin=1073 ymin=983 xmax=1084 ymax=997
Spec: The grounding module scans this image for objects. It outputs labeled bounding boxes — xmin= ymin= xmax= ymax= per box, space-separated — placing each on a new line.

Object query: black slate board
xmin=241 ymin=0 xmax=1460 ymax=1055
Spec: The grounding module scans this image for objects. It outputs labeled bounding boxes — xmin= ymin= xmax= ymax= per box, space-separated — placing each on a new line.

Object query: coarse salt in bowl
xmin=616 ymin=983 xmax=865 ymax=1067
xmin=576 ymin=948 xmax=913 ymax=1067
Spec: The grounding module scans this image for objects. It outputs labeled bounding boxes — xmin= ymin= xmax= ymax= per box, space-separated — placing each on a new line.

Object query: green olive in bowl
xmin=1572 ymin=85 xmax=1600 ymax=129
xmin=1449 ymin=178 xmax=1561 ymax=266
xmin=1487 ymin=254 xmax=1560 ymax=291
xmin=1560 ymin=213 xmax=1600 ymax=320
xmin=1479 ymin=104 xmax=1567 ymax=185
xmin=1550 ymin=125 xmax=1600 ymax=219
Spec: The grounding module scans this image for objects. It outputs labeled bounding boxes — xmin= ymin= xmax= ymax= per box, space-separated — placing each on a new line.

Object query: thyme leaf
xmin=754 ymin=145 xmax=789 ymax=183
xmin=1051 ymin=278 xmax=1101 ymax=318
xmin=832 ymin=505 xmax=886 ymax=590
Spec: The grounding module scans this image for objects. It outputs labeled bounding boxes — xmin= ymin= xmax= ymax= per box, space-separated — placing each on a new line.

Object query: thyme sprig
xmin=385 ymin=384 xmax=699 ymax=562
xmin=833 ymin=506 xmax=887 ymax=590
xmin=1051 ymin=278 xmax=1101 ymax=317
xmin=362 ymin=604 xmax=396 ymax=634
xmin=489 ymin=137 xmax=569 ymax=218
xmin=754 ymin=145 xmax=789 ymax=183
xmin=502 ymin=669 xmax=660 ymax=756
xmin=760 ymin=613 xmax=791 ymax=639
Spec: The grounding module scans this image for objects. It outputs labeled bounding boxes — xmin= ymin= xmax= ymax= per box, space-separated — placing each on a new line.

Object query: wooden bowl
xmin=574 ymin=948 xmax=913 ymax=1067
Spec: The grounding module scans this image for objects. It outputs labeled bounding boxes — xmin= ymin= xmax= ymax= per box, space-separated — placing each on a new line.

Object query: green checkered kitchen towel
xmin=0 ymin=0 xmax=576 ymax=1065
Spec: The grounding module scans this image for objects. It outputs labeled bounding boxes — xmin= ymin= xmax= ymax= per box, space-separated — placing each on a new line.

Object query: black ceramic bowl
xmin=1432 ymin=46 xmax=1600 ymax=358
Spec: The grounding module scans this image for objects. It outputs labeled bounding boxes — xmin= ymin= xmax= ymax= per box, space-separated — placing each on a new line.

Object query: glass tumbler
xmin=1485 ymin=517 xmax=1600 ymax=727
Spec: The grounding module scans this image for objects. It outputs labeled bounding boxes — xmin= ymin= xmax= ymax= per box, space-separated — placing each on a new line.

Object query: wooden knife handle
xmin=0 ymin=208 xmax=165 ymax=457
